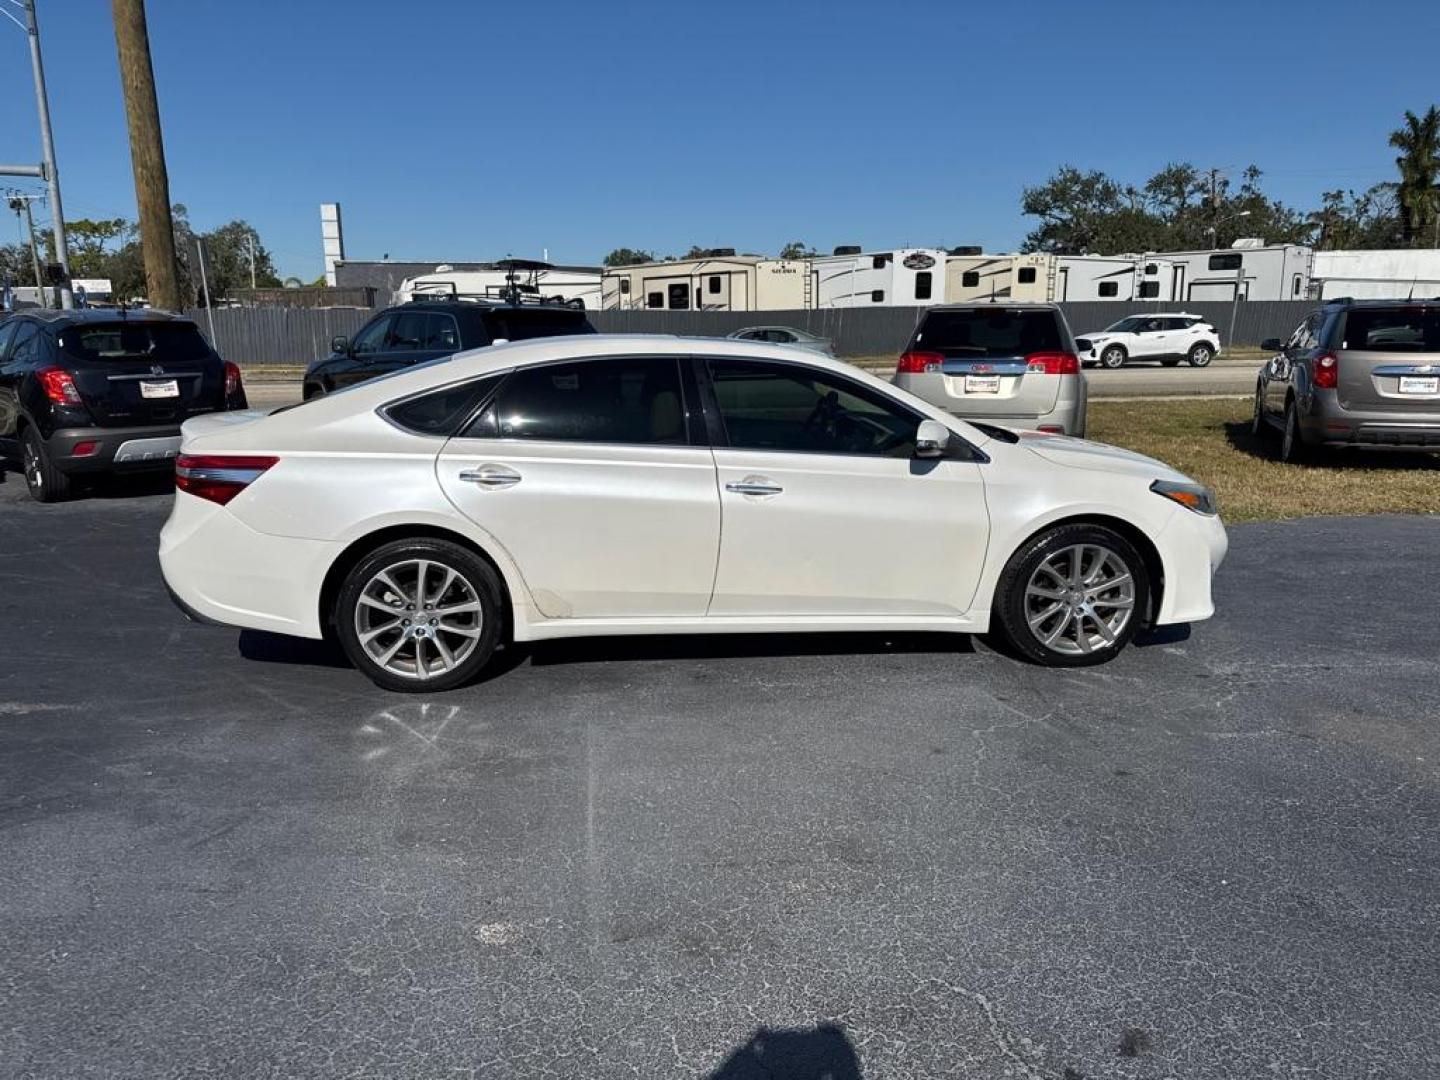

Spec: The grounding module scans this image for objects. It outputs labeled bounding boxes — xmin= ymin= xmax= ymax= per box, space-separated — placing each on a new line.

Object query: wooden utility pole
xmin=111 ymin=0 xmax=181 ymax=310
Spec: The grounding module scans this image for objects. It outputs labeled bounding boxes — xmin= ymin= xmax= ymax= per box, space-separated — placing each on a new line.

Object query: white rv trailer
xmin=398 ymin=263 xmax=603 ymax=309
xmin=944 ymin=253 xmax=1177 ymax=303
xmin=809 ymin=248 xmax=947 ymax=308
xmin=1144 ymin=241 xmax=1313 ymax=302
xmin=602 ymin=255 xmax=769 ymax=311
xmin=1311 ymin=249 xmax=1440 ymax=300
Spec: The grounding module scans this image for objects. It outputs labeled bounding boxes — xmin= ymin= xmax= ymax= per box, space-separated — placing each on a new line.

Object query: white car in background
xmin=160 ymin=336 xmax=1226 ymax=692
xmin=1078 ymin=313 xmax=1221 ymax=369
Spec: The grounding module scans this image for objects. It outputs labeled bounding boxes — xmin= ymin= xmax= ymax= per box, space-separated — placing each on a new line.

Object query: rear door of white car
xmin=700 ymin=356 xmax=990 ymax=617
xmin=436 ymin=354 xmax=720 ymax=618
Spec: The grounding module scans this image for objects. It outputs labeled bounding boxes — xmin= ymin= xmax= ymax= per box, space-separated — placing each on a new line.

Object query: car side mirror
xmin=1260 ymin=337 xmax=1283 ymax=352
xmin=915 ymin=419 xmax=951 ymax=458
xmin=331 ymin=335 xmax=351 ymax=355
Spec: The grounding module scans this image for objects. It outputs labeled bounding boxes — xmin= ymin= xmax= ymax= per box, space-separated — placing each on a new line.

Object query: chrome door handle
xmin=725 ymin=478 xmax=783 ymax=496
xmin=458 ymin=465 xmax=521 ymax=489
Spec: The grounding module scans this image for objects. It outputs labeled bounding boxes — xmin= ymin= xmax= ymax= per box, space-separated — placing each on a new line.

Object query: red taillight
xmin=1024 ymin=351 xmax=1080 ymax=375
xmin=37 ymin=367 xmax=83 ymax=406
xmin=1313 ymin=352 xmax=1338 ymax=389
xmin=71 ymin=440 xmax=99 ymax=457
xmin=174 ymin=454 xmax=278 ymax=506
xmin=223 ymin=361 xmax=243 ymax=398
xmin=897 ymin=350 xmax=944 ymax=374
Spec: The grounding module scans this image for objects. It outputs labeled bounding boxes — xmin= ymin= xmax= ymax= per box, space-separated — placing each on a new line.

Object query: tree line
xmin=1 ymin=204 xmax=284 ymax=303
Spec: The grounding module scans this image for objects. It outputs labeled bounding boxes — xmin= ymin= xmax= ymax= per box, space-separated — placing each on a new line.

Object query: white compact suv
xmin=160 ymin=335 xmax=1226 ymax=691
xmin=1078 ymin=313 xmax=1221 ymax=369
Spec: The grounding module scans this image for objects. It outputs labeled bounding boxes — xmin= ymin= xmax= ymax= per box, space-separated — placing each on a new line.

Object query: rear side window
xmin=57 ymin=322 xmax=210 ymax=363
xmin=1339 ymin=308 xmax=1440 ymax=351
xmin=10 ymin=322 xmax=41 ymax=363
xmin=911 ymin=309 xmax=1064 ymax=357
xmin=481 ymin=309 xmax=595 ymax=343
xmin=0 ymin=320 xmax=16 ymax=358
xmin=482 ymin=356 xmax=687 ymax=445
xmin=384 ymin=373 xmax=505 ymax=436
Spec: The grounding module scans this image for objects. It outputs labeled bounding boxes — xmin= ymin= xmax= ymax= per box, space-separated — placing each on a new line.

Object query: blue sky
xmin=2 ymin=0 xmax=1437 ymax=280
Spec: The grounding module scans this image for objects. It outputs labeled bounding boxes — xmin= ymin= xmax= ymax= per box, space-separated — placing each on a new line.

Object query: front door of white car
xmin=702 ymin=358 xmax=990 ymax=617
xmin=1129 ymin=318 xmax=1168 ymax=358
xmin=437 ymin=355 xmax=720 ymax=618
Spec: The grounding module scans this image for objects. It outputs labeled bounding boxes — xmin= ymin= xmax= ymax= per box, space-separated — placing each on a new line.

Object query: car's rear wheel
xmin=1187 ymin=343 xmax=1214 ymax=367
xmin=1280 ymin=399 xmax=1310 ymax=464
xmin=21 ymin=427 xmax=71 ymax=503
xmin=1099 ymin=345 xmax=1127 ymax=369
xmin=993 ymin=524 xmax=1148 ymax=667
xmin=335 ymin=538 xmax=503 ymax=692
xmin=1251 ymin=387 xmax=1269 ymax=437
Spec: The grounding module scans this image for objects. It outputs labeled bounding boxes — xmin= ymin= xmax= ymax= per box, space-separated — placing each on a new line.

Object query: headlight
xmin=1150 ymin=479 xmax=1217 ymax=516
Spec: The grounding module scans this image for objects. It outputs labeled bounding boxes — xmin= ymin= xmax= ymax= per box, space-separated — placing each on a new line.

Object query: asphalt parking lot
xmin=2 ymin=474 xmax=1438 ymax=1079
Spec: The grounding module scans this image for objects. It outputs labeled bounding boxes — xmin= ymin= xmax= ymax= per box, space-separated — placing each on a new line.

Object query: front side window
xmin=1105 ymin=316 xmax=1145 ymax=332
xmin=708 ymin=358 xmax=918 ymax=458
xmin=423 ymin=313 xmax=460 ymax=350
xmin=1017 ymin=267 xmax=1037 ymax=284
xmin=351 ymin=315 xmax=393 ymax=354
xmin=914 ymin=272 xmax=933 ymax=300
xmin=386 ymin=311 xmax=429 ymax=350
xmin=483 ymin=356 xmax=688 ymax=445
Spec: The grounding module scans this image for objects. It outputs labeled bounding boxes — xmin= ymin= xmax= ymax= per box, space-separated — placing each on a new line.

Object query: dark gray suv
xmin=1253 ymin=299 xmax=1440 ymax=462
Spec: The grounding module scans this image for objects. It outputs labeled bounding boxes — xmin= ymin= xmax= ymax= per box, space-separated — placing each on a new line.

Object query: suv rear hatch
xmin=903 ymin=307 xmax=1073 ymax=418
xmin=482 ymin=306 xmax=596 ymax=343
xmin=1334 ymin=306 xmax=1440 ymax=414
xmin=57 ymin=320 xmax=225 ymax=427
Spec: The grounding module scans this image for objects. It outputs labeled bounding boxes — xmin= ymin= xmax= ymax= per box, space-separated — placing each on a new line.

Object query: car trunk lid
xmin=1334 ymin=307 xmax=1440 ymax=413
xmin=56 ymin=320 xmax=225 ymax=428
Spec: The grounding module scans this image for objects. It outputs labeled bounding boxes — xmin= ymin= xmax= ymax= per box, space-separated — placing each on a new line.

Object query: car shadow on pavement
xmin=0 ymin=461 xmax=175 ymax=501
xmin=706 ymin=1024 xmax=862 ymax=1079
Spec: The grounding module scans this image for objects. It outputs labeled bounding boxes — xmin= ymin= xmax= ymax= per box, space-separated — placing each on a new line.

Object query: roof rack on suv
xmin=403 ymin=259 xmax=587 ymax=309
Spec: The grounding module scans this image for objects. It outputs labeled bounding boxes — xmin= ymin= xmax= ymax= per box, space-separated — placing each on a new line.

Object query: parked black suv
xmin=0 ymin=309 xmax=246 ymax=502
xmin=303 ymin=299 xmax=596 ymax=399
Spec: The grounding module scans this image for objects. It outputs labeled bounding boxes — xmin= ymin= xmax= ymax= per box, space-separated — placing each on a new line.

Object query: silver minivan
xmin=892 ymin=303 xmax=1087 ymax=436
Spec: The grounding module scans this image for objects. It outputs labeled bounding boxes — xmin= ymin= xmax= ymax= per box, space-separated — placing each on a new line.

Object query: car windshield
xmin=911 ymin=309 xmax=1063 ymax=357
xmin=57 ymin=321 xmax=211 ymax=363
xmin=1103 ymin=317 xmax=1149 ymax=333
xmin=1340 ymin=308 xmax=1440 ymax=351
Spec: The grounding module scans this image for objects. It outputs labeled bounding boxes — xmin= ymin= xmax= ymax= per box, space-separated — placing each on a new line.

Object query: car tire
xmin=335 ymin=537 xmax=504 ymax=692
xmin=1280 ymin=398 xmax=1310 ymax=464
xmin=992 ymin=523 xmax=1149 ymax=668
xmin=1251 ymin=386 xmax=1269 ymax=437
xmin=1099 ymin=345 xmax=1127 ymax=369
xmin=302 ymin=383 xmax=325 ymax=401
xmin=1187 ymin=342 xmax=1215 ymax=367
xmin=21 ymin=426 xmax=71 ymax=503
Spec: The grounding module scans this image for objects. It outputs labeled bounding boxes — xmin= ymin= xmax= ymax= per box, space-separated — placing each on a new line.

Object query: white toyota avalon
xmin=159 ymin=335 xmax=1227 ymax=692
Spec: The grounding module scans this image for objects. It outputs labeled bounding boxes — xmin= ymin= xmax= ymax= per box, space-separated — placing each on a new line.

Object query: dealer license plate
xmin=140 ymin=379 xmax=180 ymax=399
xmin=964 ymin=374 xmax=1001 ymax=394
xmin=1398 ymin=375 xmax=1438 ymax=394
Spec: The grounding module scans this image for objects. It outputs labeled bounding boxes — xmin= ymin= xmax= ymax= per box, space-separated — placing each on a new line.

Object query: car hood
xmin=1015 ymin=430 xmax=1193 ymax=483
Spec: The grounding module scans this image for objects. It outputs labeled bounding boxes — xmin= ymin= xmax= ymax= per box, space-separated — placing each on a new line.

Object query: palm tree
xmin=1388 ymin=106 xmax=1440 ymax=246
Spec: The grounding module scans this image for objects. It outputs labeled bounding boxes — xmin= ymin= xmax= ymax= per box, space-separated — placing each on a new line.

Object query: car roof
xmin=1322 ymin=297 xmax=1440 ymax=308
xmin=924 ymin=302 xmax=1061 ymax=312
xmin=7 ymin=307 xmax=195 ymax=326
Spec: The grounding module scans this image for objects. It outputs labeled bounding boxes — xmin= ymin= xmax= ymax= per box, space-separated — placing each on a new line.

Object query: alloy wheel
xmin=1190 ymin=345 xmax=1212 ymax=367
xmin=23 ymin=441 xmax=43 ymax=496
xmin=353 ymin=558 xmax=484 ymax=681
xmin=1101 ymin=347 xmax=1125 ymax=369
xmin=1023 ymin=543 xmax=1136 ymax=656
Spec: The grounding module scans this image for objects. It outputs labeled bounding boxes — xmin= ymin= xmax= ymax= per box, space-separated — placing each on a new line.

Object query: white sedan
xmin=160 ymin=336 xmax=1227 ymax=691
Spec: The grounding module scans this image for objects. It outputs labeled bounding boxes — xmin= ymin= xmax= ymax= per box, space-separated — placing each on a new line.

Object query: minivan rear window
xmin=1340 ymin=308 xmax=1440 ymax=351
xmin=58 ymin=322 xmax=211 ymax=363
xmin=481 ymin=309 xmax=596 ymax=343
xmin=911 ymin=309 xmax=1064 ymax=357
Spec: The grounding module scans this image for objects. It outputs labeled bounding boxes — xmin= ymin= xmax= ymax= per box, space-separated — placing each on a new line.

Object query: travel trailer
xmin=809 ymin=248 xmax=947 ymax=308
xmin=397 ymin=262 xmax=603 ymax=309
xmin=1310 ymin=249 xmax=1440 ymax=300
xmin=944 ymin=253 xmax=1177 ymax=303
xmin=601 ymin=255 xmax=810 ymax=311
xmin=1145 ymin=242 xmax=1313 ymax=302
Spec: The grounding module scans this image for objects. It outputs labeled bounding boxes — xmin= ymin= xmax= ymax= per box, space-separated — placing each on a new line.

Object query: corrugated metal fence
xmin=191 ymin=300 xmax=1317 ymax=365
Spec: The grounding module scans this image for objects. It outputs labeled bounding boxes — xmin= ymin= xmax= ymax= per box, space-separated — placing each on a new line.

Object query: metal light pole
xmin=12 ymin=0 xmax=73 ymax=307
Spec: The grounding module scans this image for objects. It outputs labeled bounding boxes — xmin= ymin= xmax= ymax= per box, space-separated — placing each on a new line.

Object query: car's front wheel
xmin=21 ymin=427 xmax=71 ymax=503
xmin=335 ymin=538 xmax=504 ymax=692
xmin=1187 ymin=342 xmax=1215 ymax=367
xmin=1099 ymin=345 xmax=1127 ymax=369
xmin=993 ymin=524 xmax=1148 ymax=667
